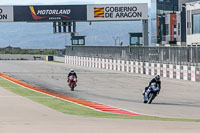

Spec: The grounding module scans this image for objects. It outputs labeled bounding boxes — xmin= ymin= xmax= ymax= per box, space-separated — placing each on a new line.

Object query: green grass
xmin=0 ymin=77 xmax=199 ymax=122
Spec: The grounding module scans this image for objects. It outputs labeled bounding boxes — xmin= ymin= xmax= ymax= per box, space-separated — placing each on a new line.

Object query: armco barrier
xmin=65 ymin=56 xmax=200 ymax=82
xmin=0 ymin=54 xmax=46 ymax=60
xmin=65 ymin=46 xmax=200 ymax=66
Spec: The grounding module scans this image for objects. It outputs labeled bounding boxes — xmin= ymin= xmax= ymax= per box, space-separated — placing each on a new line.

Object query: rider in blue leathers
xmin=144 ymin=75 xmax=161 ymax=103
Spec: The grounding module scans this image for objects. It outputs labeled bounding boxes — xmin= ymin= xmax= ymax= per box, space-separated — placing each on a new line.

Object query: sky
xmin=0 ymin=0 xmax=151 ymax=48
xmin=0 ymin=0 xmax=150 ymax=5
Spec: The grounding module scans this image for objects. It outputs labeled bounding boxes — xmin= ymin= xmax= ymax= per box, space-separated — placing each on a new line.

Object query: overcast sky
xmin=0 ymin=0 xmax=151 ymax=48
xmin=0 ymin=0 xmax=150 ymax=5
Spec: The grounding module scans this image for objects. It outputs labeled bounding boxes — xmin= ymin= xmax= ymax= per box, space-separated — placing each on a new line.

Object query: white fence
xmin=65 ymin=56 xmax=200 ymax=82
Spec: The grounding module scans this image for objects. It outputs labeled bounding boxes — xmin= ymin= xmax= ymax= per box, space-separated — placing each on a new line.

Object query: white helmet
xmin=70 ymin=69 xmax=74 ymax=72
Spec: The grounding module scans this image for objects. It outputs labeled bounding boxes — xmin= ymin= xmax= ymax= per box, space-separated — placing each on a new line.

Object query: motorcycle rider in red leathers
xmin=67 ymin=69 xmax=77 ymax=87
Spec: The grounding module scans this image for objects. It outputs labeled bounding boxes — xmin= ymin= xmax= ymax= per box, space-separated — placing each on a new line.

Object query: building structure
xmin=156 ymin=0 xmax=200 ymax=46
xmin=185 ymin=1 xmax=200 ymax=45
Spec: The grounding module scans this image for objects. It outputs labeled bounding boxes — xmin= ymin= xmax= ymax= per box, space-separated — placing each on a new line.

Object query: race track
xmin=0 ymin=60 xmax=199 ymax=119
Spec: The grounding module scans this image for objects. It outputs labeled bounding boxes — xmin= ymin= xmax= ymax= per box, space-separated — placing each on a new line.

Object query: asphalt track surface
xmin=0 ymin=61 xmax=200 ymax=119
xmin=1 ymin=87 xmax=200 ymax=133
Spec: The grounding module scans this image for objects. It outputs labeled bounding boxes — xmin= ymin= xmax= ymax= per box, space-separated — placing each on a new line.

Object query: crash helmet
xmin=70 ymin=69 xmax=74 ymax=72
xmin=155 ymin=75 xmax=160 ymax=81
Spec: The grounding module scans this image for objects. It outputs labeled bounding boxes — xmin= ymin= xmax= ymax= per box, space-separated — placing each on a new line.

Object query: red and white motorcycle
xmin=68 ymin=75 xmax=77 ymax=91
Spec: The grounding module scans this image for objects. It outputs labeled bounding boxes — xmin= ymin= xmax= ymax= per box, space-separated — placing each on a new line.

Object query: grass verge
xmin=0 ymin=77 xmax=199 ymax=122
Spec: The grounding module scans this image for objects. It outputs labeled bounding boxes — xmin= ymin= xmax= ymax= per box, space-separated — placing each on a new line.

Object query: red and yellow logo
xmin=94 ymin=7 xmax=104 ymax=18
xmin=29 ymin=6 xmax=47 ymax=20
xmin=29 ymin=6 xmax=70 ymax=20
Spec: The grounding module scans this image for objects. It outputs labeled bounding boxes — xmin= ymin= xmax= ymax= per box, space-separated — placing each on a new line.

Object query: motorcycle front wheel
xmin=70 ymin=83 xmax=75 ymax=91
xmin=148 ymin=93 xmax=156 ymax=104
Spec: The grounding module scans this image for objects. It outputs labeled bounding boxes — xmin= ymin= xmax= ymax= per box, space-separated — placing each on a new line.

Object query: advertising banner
xmin=0 ymin=6 xmax=13 ymax=22
xmin=14 ymin=5 xmax=87 ymax=22
xmin=87 ymin=4 xmax=148 ymax=21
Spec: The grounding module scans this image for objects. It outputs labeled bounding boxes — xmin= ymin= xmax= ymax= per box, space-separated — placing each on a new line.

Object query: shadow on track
xmin=152 ymin=102 xmax=200 ymax=107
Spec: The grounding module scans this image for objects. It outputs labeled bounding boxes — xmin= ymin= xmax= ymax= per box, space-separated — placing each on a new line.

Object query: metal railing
xmin=65 ymin=46 xmax=200 ymax=66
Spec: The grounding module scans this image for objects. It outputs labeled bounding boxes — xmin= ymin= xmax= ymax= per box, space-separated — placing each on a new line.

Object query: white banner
xmin=98 ymin=58 xmax=101 ymax=68
xmin=126 ymin=61 xmax=129 ymax=72
xmin=65 ymin=56 xmax=68 ymax=64
xmin=74 ymin=56 xmax=76 ymax=65
xmin=130 ymin=61 xmax=134 ymax=73
xmin=169 ymin=65 xmax=173 ymax=78
xmin=94 ymin=58 xmax=97 ymax=68
xmin=109 ymin=59 xmax=112 ymax=70
xmin=122 ymin=60 xmax=125 ymax=71
xmin=82 ymin=57 xmax=84 ymax=66
xmin=77 ymin=56 xmax=80 ymax=65
xmin=140 ymin=62 xmax=143 ymax=74
xmin=151 ymin=63 xmax=154 ymax=76
xmin=106 ymin=59 xmax=109 ymax=69
xmin=65 ymin=56 xmax=67 ymax=64
xmin=191 ymin=66 xmax=196 ymax=82
xmin=87 ymin=4 xmax=148 ymax=21
xmin=135 ymin=62 xmax=139 ymax=74
xmin=80 ymin=57 xmax=83 ymax=66
xmin=85 ymin=57 xmax=88 ymax=67
xmin=176 ymin=65 xmax=180 ymax=79
xmin=71 ymin=56 xmax=73 ymax=64
xmin=163 ymin=64 xmax=167 ymax=77
xmin=0 ymin=6 xmax=13 ymax=22
xmin=69 ymin=56 xmax=71 ymax=64
xmin=88 ymin=57 xmax=92 ymax=67
xmin=113 ymin=60 xmax=117 ymax=70
xmin=117 ymin=60 xmax=120 ymax=71
xmin=77 ymin=57 xmax=80 ymax=66
xmin=101 ymin=58 xmax=104 ymax=69
xmin=157 ymin=64 xmax=160 ymax=76
xmin=183 ymin=66 xmax=188 ymax=80
xmin=145 ymin=62 xmax=149 ymax=75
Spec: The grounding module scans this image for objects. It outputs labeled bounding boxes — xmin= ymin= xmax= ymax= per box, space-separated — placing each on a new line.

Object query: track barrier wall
xmin=65 ymin=55 xmax=200 ymax=82
xmin=0 ymin=54 xmax=46 ymax=60
xmin=65 ymin=46 xmax=200 ymax=66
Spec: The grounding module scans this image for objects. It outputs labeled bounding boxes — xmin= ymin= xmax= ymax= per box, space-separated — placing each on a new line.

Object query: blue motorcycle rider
xmin=143 ymin=75 xmax=161 ymax=103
